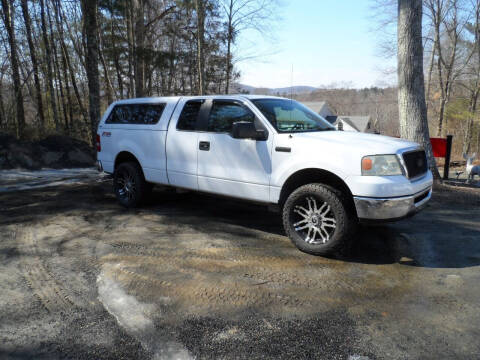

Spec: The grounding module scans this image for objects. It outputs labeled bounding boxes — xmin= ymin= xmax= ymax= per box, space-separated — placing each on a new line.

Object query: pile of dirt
xmin=0 ymin=133 xmax=95 ymax=170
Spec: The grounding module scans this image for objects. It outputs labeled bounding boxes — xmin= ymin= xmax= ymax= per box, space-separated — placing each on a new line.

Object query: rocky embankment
xmin=0 ymin=133 xmax=95 ymax=170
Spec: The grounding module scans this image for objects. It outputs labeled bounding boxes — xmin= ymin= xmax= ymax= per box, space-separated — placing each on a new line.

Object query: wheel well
xmin=279 ymin=168 xmax=354 ymax=209
xmin=114 ymin=151 xmax=142 ymax=171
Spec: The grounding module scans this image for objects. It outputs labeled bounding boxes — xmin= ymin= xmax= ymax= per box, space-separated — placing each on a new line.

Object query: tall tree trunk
xmin=54 ymin=0 xmax=89 ymax=125
xmin=81 ymin=0 xmax=101 ymax=145
xmin=62 ymin=36 xmax=89 ymax=126
xmin=425 ymin=37 xmax=437 ymax=113
xmin=98 ymin=26 xmax=114 ymax=104
xmin=47 ymin=0 xmax=68 ymax=132
xmin=126 ymin=3 xmax=135 ymax=97
xmin=62 ymin=4 xmax=85 ymax=66
xmin=434 ymin=0 xmax=459 ymax=136
xmin=167 ymin=33 xmax=176 ymax=95
xmin=463 ymin=88 xmax=479 ymax=155
xmin=467 ymin=1 xmax=480 ymax=155
xmin=21 ymin=0 xmax=45 ymax=133
xmin=108 ymin=6 xmax=123 ymax=99
xmin=53 ymin=0 xmax=74 ymax=132
xmin=133 ymin=0 xmax=145 ymax=97
xmin=225 ymin=0 xmax=234 ymax=94
xmin=1 ymin=0 xmax=26 ymax=137
xmin=39 ymin=0 xmax=60 ymax=131
xmin=189 ymin=39 xmax=196 ymax=94
xmin=398 ymin=0 xmax=440 ymax=179
xmin=180 ymin=62 xmax=186 ymax=94
xmin=0 ymin=77 xmax=5 ymax=129
xmin=195 ymin=0 xmax=205 ymax=95
xmin=112 ymin=28 xmax=124 ymax=98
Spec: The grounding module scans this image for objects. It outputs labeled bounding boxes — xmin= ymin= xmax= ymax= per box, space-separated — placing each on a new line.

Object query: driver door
xmin=197 ymin=99 xmax=273 ymax=202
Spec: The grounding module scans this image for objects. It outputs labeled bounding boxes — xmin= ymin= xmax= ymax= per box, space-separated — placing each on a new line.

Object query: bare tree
xmin=132 ymin=0 xmax=145 ymax=97
xmin=20 ymin=0 xmax=45 ymax=132
xmin=0 ymin=0 xmax=243 ymax=141
xmin=221 ymin=0 xmax=277 ymax=94
xmin=1 ymin=0 xmax=25 ymax=137
xmin=81 ymin=0 xmax=100 ymax=145
xmin=398 ymin=0 xmax=440 ymax=178
xmin=39 ymin=0 xmax=60 ymax=131
xmin=461 ymin=0 xmax=480 ymax=154
xmin=195 ymin=0 xmax=206 ymax=95
xmin=426 ymin=0 xmax=466 ymax=136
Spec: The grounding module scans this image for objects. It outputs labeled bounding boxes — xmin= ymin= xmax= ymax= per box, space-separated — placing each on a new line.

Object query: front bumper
xmin=353 ymin=187 xmax=432 ymax=221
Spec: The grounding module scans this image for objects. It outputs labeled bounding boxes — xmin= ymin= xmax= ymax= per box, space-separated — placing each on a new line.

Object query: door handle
xmin=199 ymin=141 xmax=210 ymax=151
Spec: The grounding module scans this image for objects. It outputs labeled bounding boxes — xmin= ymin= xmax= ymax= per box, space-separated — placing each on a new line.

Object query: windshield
xmin=251 ymin=98 xmax=335 ymax=133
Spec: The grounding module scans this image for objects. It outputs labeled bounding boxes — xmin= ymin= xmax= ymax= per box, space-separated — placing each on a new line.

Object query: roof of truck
xmin=111 ymin=94 xmax=288 ymax=105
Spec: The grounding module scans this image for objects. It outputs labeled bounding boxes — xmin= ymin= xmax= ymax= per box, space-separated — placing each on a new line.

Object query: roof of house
xmin=340 ymin=116 xmax=371 ymax=132
xmin=302 ymin=101 xmax=374 ymax=132
xmin=324 ymin=115 xmax=372 ymax=132
xmin=302 ymin=101 xmax=329 ymax=114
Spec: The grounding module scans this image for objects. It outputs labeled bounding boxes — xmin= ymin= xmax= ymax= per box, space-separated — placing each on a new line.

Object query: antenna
xmin=290 ymin=64 xmax=293 ymax=100
xmin=290 ymin=64 xmax=293 ymax=125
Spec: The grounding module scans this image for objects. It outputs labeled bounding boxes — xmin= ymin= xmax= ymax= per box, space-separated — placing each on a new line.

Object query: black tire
xmin=282 ymin=183 xmax=355 ymax=256
xmin=113 ymin=161 xmax=151 ymax=208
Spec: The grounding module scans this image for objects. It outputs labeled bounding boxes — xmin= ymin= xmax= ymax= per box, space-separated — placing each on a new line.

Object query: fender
xmin=272 ymin=159 xmax=350 ymax=188
xmin=113 ymin=135 xmax=169 ymax=185
xmin=114 ymin=141 xmax=146 ymax=170
xmin=270 ymin=160 xmax=351 ymax=204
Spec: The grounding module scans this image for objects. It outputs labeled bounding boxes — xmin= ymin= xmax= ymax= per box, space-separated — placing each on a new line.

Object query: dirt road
xmin=1 ymin=177 xmax=479 ymax=359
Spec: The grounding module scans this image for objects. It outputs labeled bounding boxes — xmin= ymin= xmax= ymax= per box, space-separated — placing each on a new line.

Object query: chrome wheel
xmin=115 ymin=168 xmax=137 ymax=202
xmin=291 ymin=196 xmax=336 ymax=244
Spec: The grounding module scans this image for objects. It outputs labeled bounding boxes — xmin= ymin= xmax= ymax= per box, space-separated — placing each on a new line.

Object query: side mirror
xmin=231 ymin=121 xmax=267 ymax=140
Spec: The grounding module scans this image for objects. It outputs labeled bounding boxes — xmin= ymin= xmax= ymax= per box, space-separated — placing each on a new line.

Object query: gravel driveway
xmin=1 ymin=175 xmax=479 ymax=359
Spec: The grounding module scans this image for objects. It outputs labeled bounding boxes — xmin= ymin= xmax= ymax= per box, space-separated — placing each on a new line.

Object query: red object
xmin=430 ymin=137 xmax=447 ymax=158
xmin=96 ymin=134 xmax=101 ymax=152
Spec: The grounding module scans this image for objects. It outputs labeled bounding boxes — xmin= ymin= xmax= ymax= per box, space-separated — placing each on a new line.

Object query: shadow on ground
xmin=2 ymin=181 xmax=479 ymax=269
xmin=142 ymin=187 xmax=480 ymax=269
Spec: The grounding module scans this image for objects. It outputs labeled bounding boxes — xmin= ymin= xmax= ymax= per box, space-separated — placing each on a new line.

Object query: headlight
xmin=361 ymin=155 xmax=404 ymax=176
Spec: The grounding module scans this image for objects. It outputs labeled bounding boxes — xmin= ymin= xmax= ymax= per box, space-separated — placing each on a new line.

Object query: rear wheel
xmin=113 ymin=162 xmax=150 ymax=208
xmin=282 ymin=183 xmax=355 ymax=256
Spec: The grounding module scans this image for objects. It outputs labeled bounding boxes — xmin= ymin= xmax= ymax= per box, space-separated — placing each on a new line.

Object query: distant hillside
xmin=233 ymin=84 xmax=318 ymax=95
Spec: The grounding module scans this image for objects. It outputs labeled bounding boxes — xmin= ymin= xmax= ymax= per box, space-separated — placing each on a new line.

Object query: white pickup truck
xmin=96 ymin=95 xmax=433 ymax=255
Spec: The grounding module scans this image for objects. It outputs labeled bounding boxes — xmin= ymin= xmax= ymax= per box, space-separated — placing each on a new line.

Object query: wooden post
xmin=443 ymin=135 xmax=453 ymax=180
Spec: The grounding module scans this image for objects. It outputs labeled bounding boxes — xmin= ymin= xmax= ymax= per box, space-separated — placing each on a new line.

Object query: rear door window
xmin=207 ymin=101 xmax=255 ymax=133
xmin=106 ymin=103 xmax=166 ymax=125
xmin=177 ymin=100 xmax=205 ymax=130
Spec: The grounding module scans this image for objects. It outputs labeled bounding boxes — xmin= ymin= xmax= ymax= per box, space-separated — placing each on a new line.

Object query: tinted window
xmin=106 ymin=104 xmax=165 ymax=125
xmin=252 ymin=99 xmax=334 ymax=133
xmin=177 ymin=100 xmax=204 ymax=130
xmin=207 ymin=101 xmax=255 ymax=133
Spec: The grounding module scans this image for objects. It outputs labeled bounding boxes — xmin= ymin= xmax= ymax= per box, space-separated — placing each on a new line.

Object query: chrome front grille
xmin=402 ymin=150 xmax=428 ymax=179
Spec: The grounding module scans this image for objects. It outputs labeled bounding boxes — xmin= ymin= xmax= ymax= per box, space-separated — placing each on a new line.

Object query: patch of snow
xmin=0 ymin=168 xmax=105 ymax=192
xmin=97 ymin=265 xmax=193 ymax=360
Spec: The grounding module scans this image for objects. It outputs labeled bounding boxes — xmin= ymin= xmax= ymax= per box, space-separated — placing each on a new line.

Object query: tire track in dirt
xmin=114 ymin=263 xmax=309 ymax=310
xmin=102 ymin=240 xmax=365 ymax=315
xmin=19 ymin=227 xmax=89 ymax=313
xmin=108 ymin=241 xmax=314 ymax=265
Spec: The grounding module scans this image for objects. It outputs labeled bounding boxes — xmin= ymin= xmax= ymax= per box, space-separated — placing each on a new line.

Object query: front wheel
xmin=113 ymin=161 xmax=150 ymax=208
xmin=282 ymin=183 xmax=355 ymax=256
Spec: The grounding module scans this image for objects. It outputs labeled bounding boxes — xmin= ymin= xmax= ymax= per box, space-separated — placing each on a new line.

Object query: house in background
xmin=302 ymin=101 xmax=377 ymax=133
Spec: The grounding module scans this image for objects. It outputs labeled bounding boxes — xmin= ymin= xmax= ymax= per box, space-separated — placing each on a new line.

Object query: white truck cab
xmin=97 ymin=95 xmax=433 ymax=255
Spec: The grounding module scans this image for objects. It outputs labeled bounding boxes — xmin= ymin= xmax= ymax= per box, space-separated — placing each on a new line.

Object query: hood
xmin=289 ymin=131 xmax=419 ymax=155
